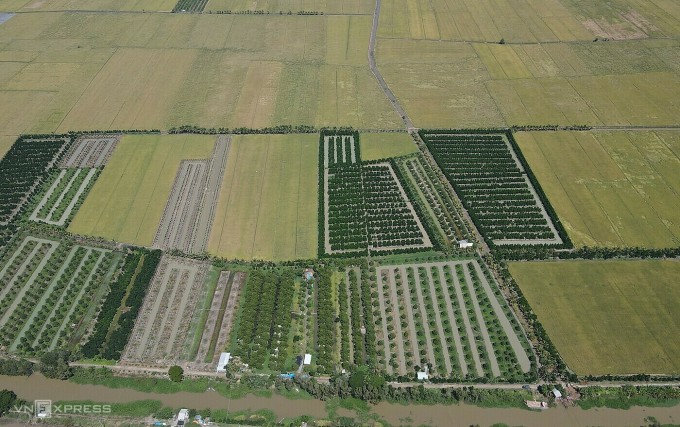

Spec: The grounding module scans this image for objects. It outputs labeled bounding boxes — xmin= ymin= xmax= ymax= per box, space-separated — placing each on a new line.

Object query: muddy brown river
xmin=2 ymin=374 xmax=680 ymax=426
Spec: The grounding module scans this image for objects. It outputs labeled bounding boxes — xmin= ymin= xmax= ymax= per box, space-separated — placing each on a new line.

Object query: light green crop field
xmin=206 ymin=0 xmax=373 ymax=14
xmin=360 ymin=133 xmax=417 ymax=160
xmin=69 ymin=134 xmax=216 ymax=246
xmin=208 ymin=134 xmax=318 ymax=261
xmin=515 ymin=131 xmax=680 ymax=248
xmin=509 ymin=260 xmax=680 ymax=375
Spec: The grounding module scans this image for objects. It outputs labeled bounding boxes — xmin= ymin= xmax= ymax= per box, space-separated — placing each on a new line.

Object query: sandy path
xmin=436 ymin=264 xmax=468 ymax=376
xmin=471 ymin=261 xmax=531 ymax=372
xmin=462 ymin=263 xmax=501 ymax=377
xmin=375 ymin=269 xmax=394 ymax=375
xmin=49 ymin=250 xmax=108 ymax=351
xmin=451 ymin=268 xmax=484 ymax=377
xmin=411 ymin=267 xmax=442 ymax=373
xmin=385 ymin=268 xmax=408 ymax=374
xmin=0 ymin=241 xmax=58 ymax=328
xmin=397 ymin=267 xmax=422 ymax=369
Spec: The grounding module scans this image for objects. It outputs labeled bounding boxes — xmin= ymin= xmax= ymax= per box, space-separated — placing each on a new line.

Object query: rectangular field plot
xmin=0 ymin=235 xmax=120 ymax=356
xmin=396 ymin=156 xmax=470 ymax=245
xmin=208 ymin=134 xmax=318 ymax=261
xmin=121 ymin=255 xmax=209 ymax=367
xmin=515 ymin=131 xmax=680 ymax=248
xmin=421 ymin=131 xmax=562 ymax=245
xmin=61 ymin=135 xmax=119 ymax=168
xmin=321 ymin=131 xmax=432 ymax=255
xmin=510 ymin=260 xmax=680 ymax=375
xmin=69 ymin=134 xmax=216 ymax=247
xmin=359 ymin=133 xmax=418 ymax=161
xmin=0 ymin=136 xmax=70 ymax=225
xmin=374 ymin=260 xmax=532 ymax=380
xmin=154 ymin=136 xmax=230 ymax=254
xmin=29 ymin=168 xmax=98 ymax=227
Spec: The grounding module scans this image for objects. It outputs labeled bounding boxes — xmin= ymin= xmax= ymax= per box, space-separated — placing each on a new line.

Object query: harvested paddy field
xmin=121 ymin=255 xmax=210 ymax=367
xmin=373 ymin=259 xmax=532 ymax=380
xmin=360 ymin=133 xmax=418 ymax=161
xmin=7 ymin=0 xmax=177 ymax=11
xmin=69 ymin=134 xmax=215 ymax=247
xmin=208 ymin=134 xmax=318 ymax=261
xmin=0 ymin=12 xmax=400 ymax=134
xmin=509 ymin=259 xmax=680 ymax=375
xmin=515 ymin=131 xmax=680 ymax=248
xmin=206 ymin=0 xmax=373 ymax=14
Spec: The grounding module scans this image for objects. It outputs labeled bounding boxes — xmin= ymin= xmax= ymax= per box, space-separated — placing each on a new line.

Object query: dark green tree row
xmin=315 ymin=269 xmax=336 ymax=373
xmin=172 ymin=0 xmax=208 ymax=12
xmin=233 ymin=270 xmax=295 ymax=369
xmin=169 ymin=124 xmax=316 ymax=135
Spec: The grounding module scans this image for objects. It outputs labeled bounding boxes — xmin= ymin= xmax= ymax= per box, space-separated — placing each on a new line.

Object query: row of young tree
xmin=81 ymin=249 xmax=162 ymax=360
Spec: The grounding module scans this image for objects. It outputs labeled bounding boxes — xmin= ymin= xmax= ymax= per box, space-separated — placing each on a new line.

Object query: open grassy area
xmin=515 ymin=131 xmax=680 ymax=248
xmin=359 ymin=133 xmax=417 ymax=161
xmin=509 ymin=259 xmax=680 ymax=375
xmin=208 ymin=134 xmax=318 ymax=261
xmin=69 ymin=134 xmax=215 ymax=246
xmin=0 ymin=12 xmax=400 ymax=134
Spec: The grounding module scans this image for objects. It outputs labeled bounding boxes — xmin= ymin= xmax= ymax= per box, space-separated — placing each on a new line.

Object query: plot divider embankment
xmin=386 ymin=268 xmax=408 ymax=374
xmin=375 ymin=269 xmax=394 ymax=375
xmin=166 ymin=267 xmax=201 ymax=357
xmin=450 ymin=267 xmax=485 ymax=377
xmin=49 ymin=250 xmax=107 ymax=351
xmin=462 ymin=263 xmax=501 ymax=377
xmin=411 ymin=267 xmax=441 ymax=373
xmin=134 ymin=263 xmax=174 ymax=359
xmin=44 ymin=168 xmax=82 ymax=222
xmin=150 ymin=269 xmax=186 ymax=358
xmin=436 ymin=263 xmax=468 ymax=376
xmin=30 ymin=170 xmax=67 ymax=222
xmin=194 ymin=271 xmax=229 ymax=364
xmin=398 ymin=266 xmax=422 ymax=369
xmin=471 ymin=261 xmax=531 ymax=372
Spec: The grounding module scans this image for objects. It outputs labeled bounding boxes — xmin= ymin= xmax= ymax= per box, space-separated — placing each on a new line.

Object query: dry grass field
xmin=69 ymin=134 xmax=216 ymax=246
xmin=0 ymin=11 xmax=400 ymax=139
xmin=208 ymin=134 xmax=318 ymax=261
xmin=206 ymin=0 xmax=373 ymax=14
xmin=509 ymin=260 xmax=680 ymax=375
xmin=3 ymin=0 xmax=177 ymax=11
xmin=360 ymin=133 xmax=417 ymax=160
xmin=515 ymin=131 xmax=680 ymax=248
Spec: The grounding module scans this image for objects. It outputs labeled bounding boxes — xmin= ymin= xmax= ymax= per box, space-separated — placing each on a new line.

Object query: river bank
xmin=2 ymin=374 xmax=680 ymax=426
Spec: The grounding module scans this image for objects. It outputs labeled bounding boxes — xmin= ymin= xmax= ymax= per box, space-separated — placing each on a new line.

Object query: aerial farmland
xmin=0 ymin=0 xmax=679 ymax=424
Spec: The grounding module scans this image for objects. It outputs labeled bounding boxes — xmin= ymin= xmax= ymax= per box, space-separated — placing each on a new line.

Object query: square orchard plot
xmin=68 ymin=134 xmax=216 ymax=246
xmin=509 ymin=260 xmax=680 ymax=375
xmin=207 ymin=134 xmax=318 ymax=262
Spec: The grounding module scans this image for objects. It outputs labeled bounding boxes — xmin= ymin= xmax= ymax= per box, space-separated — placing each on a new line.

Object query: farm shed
xmin=303 ymin=353 xmax=312 ymax=365
xmin=303 ymin=268 xmax=315 ymax=281
xmin=459 ymin=240 xmax=473 ymax=249
xmin=216 ymin=352 xmax=231 ymax=372
xmin=552 ymin=389 xmax=562 ymax=398
xmin=417 ymin=371 xmax=429 ymax=381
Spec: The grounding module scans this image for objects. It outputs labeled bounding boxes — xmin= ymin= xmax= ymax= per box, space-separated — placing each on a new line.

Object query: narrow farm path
xmin=344 ymin=270 xmax=355 ymax=364
xmin=27 ymin=246 xmax=82 ymax=350
xmin=368 ymin=0 xmax=415 ymax=131
xmin=462 ymin=263 xmax=501 ymax=377
xmin=386 ymin=268 xmax=408 ymax=375
xmin=412 ymin=267 xmax=446 ymax=374
xmin=0 ymin=241 xmax=43 ymax=302
xmin=471 ymin=261 xmax=531 ymax=372
xmin=50 ymin=168 xmax=98 ymax=226
xmin=49 ymin=250 xmax=108 ymax=351
xmin=0 ymin=242 xmax=58 ymax=328
xmin=44 ymin=168 xmax=82 ymax=221
xmin=397 ymin=267 xmax=422 ymax=369
xmin=375 ymin=269 xmax=393 ymax=375
xmin=450 ymin=267 xmax=484 ymax=377
xmin=29 ymin=170 xmax=66 ymax=222
xmin=436 ymin=264 xmax=467 ymax=376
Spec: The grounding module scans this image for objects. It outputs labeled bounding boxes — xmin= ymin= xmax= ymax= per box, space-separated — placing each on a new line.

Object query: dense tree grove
xmin=421 ymin=131 xmax=556 ymax=241
xmin=39 ymin=349 xmax=73 ymax=380
xmin=0 ymin=136 xmax=71 ymax=224
xmin=0 ymin=358 xmax=33 ymax=376
xmin=232 ymin=270 xmax=296 ymax=370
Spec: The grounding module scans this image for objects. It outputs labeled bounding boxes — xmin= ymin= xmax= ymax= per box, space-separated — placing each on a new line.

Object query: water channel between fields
xmin=2 ymin=374 xmax=680 ymax=426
